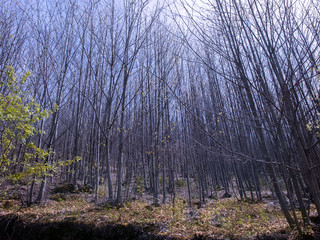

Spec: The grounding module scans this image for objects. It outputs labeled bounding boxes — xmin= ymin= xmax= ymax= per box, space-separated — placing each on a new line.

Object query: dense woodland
xmin=1 ymin=0 xmax=320 ymax=236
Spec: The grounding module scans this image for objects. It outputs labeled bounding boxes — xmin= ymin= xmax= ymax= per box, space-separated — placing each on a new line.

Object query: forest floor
xmin=0 ymin=182 xmax=319 ymax=239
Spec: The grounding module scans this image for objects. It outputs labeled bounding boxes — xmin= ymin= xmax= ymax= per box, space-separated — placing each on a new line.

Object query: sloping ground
xmin=0 ymin=185 xmax=319 ymax=239
xmin=0 ymin=214 xmax=296 ymax=240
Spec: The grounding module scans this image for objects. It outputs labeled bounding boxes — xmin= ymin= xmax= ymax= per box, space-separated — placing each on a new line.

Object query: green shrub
xmin=176 ymin=178 xmax=186 ymax=188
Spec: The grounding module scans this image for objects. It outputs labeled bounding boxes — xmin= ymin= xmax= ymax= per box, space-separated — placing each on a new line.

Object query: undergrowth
xmin=0 ymin=194 xmax=316 ymax=239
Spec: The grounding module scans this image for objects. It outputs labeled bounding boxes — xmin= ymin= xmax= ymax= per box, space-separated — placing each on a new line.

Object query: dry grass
xmin=1 ymin=192 xmax=310 ymax=239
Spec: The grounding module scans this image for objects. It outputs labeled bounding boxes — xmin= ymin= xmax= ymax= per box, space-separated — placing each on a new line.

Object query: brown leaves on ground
xmin=0 ymin=194 xmax=316 ymax=239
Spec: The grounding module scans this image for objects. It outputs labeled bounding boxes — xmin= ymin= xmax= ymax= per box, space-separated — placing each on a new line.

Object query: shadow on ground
xmin=0 ymin=214 xmax=174 ymax=240
xmin=0 ymin=214 xmax=319 ymax=240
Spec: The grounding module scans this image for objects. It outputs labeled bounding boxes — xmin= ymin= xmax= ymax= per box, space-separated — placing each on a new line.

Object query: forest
xmin=0 ymin=0 xmax=320 ymax=239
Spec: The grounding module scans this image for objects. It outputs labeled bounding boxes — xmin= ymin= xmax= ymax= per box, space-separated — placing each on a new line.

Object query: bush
xmin=0 ymin=67 xmax=51 ymax=182
xmin=176 ymin=178 xmax=186 ymax=188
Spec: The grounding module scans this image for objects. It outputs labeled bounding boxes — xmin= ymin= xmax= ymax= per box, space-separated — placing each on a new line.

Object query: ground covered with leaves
xmin=1 ymin=186 xmax=319 ymax=240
